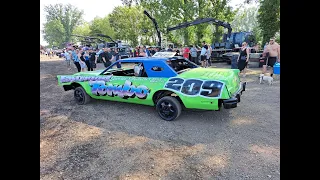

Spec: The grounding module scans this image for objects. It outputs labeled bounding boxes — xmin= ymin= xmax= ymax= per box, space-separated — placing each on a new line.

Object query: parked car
xmin=57 ymin=52 xmax=246 ymax=121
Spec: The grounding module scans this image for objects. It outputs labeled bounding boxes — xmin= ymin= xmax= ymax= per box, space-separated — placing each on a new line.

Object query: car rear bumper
xmin=223 ymin=82 xmax=247 ymax=109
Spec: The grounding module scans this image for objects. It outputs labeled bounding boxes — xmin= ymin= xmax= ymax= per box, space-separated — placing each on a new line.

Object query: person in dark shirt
xmin=88 ymin=49 xmax=97 ymax=71
xmin=101 ymin=48 xmax=112 ymax=68
xmin=150 ymin=48 xmax=156 ymax=56
xmin=174 ymin=49 xmax=180 ymax=56
xmin=237 ymin=42 xmax=250 ymax=77
xmin=112 ymin=49 xmax=121 ymax=68
xmin=84 ymin=50 xmax=91 ymax=71
xmin=134 ymin=46 xmax=139 ymax=57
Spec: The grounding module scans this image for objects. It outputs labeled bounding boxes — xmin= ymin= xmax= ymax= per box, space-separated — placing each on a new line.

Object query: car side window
xmin=151 ymin=66 xmax=163 ymax=71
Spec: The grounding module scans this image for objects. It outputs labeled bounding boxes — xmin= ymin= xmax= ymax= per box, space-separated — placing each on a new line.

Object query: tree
xmin=43 ymin=3 xmax=84 ymax=46
xmin=231 ymin=7 xmax=259 ymax=32
xmin=42 ymin=19 xmax=65 ymax=47
xmin=231 ymin=6 xmax=263 ymax=43
xmin=89 ymin=16 xmax=116 ymax=39
xmin=118 ymin=0 xmax=237 ymax=46
xmin=109 ymin=6 xmax=143 ymax=46
xmin=73 ymin=22 xmax=91 ymax=36
xmin=207 ymin=0 xmax=236 ymax=44
xmin=257 ymin=0 xmax=280 ymax=43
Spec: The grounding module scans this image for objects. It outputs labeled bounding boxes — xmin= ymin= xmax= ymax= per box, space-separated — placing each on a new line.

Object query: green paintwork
xmin=57 ymin=67 xmax=241 ymax=111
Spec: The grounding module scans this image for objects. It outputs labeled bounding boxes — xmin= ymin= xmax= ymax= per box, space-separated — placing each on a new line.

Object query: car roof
xmin=119 ymin=57 xmax=168 ymax=63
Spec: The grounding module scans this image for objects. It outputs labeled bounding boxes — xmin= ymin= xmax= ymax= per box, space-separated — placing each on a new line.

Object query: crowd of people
xmin=60 ymin=38 xmax=280 ymax=77
xmin=61 ymin=46 xmax=126 ymax=72
xmin=40 ymin=49 xmax=57 ymax=58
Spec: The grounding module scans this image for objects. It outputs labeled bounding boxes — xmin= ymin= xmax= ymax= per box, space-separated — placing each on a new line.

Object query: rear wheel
xmin=156 ymin=96 xmax=182 ymax=121
xmin=74 ymin=87 xmax=91 ymax=105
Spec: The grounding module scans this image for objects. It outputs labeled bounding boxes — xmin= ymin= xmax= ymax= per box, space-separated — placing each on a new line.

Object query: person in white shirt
xmin=206 ymin=44 xmax=212 ymax=67
xmin=200 ymin=41 xmax=208 ymax=67
xmin=64 ymin=51 xmax=71 ymax=70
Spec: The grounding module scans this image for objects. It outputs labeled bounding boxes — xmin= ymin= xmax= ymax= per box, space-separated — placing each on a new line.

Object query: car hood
xmin=178 ymin=68 xmax=240 ymax=91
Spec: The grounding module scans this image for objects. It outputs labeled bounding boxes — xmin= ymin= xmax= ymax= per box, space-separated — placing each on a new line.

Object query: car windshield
xmin=166 ymin=57 xmax=198 ymax=74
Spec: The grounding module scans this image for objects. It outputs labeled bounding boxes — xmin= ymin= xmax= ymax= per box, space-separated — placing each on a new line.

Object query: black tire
xmin=156 ymin=96 xmax=182 ymax=121
xmin=74 ymin=86 xmax=91 ymax=105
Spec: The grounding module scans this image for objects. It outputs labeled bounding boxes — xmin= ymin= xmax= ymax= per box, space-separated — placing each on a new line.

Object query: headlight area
xmin=222 ymin=82 xmax=247 ymax=109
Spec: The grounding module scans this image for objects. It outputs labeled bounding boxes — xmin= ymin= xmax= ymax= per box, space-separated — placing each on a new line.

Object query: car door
xmin=89 ymin=61 xmax=154 ymax=106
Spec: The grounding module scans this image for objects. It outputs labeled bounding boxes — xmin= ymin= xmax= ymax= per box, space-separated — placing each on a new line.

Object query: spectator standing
xmin=71 ymin=49 xmax=81 ymax=72
xmin=102 ymin=48 xmax=112 ymax=68
xmin=237 ymin=42 xmax=250 ymax=77
xmin=64 ymin=51 xmax=72 ymax=71
xmin=206 ymin=44 xmax=212 ymax=67
xmin=190 ymin=45 xmax=198 ymax=64
xmin=262 ymin=37 xmax=280 ymax=76
xmin=200 ymin=41 xmax=208 ymax=67
xmin=88 ymin=49 xmax=97 ymax=71
xmin=79 ymin=51 xmax=87 ymax=72
xmin=112 ymin=49 xmax=121 ymax=68
xmin=183 ymin=45 xmax=190 ymax=60
xmin=84 ymin=50 xmax=91 ymax=71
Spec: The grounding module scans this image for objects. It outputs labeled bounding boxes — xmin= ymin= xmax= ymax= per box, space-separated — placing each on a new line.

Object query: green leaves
xmin=89 ymin=16 xmax=115 ymax=39
xmin=231 ymin=6 xmax=259 ymax=32
xmin=43 ymin=19 xmax=65 ymax=47
xmin=43 ymin=0 xmax=274 ymax=48
xmin=257 ymin=0 xmax=280 ymax=43
xmin=109 ymin=6 xmax=143 ymax=46
xmin=43 ymin=3 xmax=84 ymax=47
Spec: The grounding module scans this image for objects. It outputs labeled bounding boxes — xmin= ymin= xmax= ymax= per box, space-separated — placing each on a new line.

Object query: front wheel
xmin=156 ymin=96 xmax=182 ymax=121
xmin=74 ymin=87 xmax=91 ymax=105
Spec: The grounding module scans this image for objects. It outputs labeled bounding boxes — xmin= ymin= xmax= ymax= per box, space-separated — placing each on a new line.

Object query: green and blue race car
xmin=57 ymin=52 xmax=246 ymax=121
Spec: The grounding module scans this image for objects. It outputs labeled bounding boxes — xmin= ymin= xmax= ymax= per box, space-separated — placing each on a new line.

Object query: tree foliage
xmin=43 ymin=3 xmax=84 ymax=47
xmin=73 ymin=22 xmax=91 ymax=36
xmin=231 ymin=6 xmax=259 ymax=32
xmin=257 ymin=0 xmax=280 ymax=43
xmin=109 ymin=6 xmax=143 ymax=46
xmin=123 ymin=0 xmax=236 ymax=46
xmin=42 ymin=0 xmax=272 ymax=48
xmin=89 ymin=16 xmax=115 ymax=39
xmin=42 ymin=19 xmax=65 ymax=47
xmin=231 ymin=6 xmax=263 ymax=43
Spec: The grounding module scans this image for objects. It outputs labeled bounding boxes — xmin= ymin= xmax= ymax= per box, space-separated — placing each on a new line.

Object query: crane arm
xmin=143 ymin=10 xmax=161 ymax=47
xmin=167 ymin=18 xmax=232 ymax=38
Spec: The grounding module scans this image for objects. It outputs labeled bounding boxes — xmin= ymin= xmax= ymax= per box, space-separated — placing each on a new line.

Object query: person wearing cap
xmin=143 ymin=46 xmax=151 ymax=57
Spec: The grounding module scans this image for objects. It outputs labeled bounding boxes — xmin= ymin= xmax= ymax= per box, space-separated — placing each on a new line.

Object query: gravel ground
xmin=40 ymin=56 xmax=280 ymax=180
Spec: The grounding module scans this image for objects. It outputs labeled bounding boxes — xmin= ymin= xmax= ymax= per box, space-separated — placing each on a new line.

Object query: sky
xmin=40 ymin=0 xmax=247 ymax=45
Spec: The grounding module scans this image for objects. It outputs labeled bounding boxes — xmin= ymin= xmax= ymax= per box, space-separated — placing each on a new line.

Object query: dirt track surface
xmin=40 ymin=56 xmax=280 ymax=180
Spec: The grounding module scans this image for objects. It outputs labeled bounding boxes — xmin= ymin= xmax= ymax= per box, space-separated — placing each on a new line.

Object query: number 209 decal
xmin=164 ymin=78 xmax=224 ymax=98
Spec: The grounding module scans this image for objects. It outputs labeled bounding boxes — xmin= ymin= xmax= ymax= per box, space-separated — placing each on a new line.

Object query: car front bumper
xmin=223 ymin=82 xmax=247 ymax=109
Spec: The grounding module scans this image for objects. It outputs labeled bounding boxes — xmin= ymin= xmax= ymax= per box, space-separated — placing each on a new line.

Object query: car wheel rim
xmin=159 ymin=101 xmax=175 ymax=119
xmin=74 ymin=89 xmax=84 ymax=103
